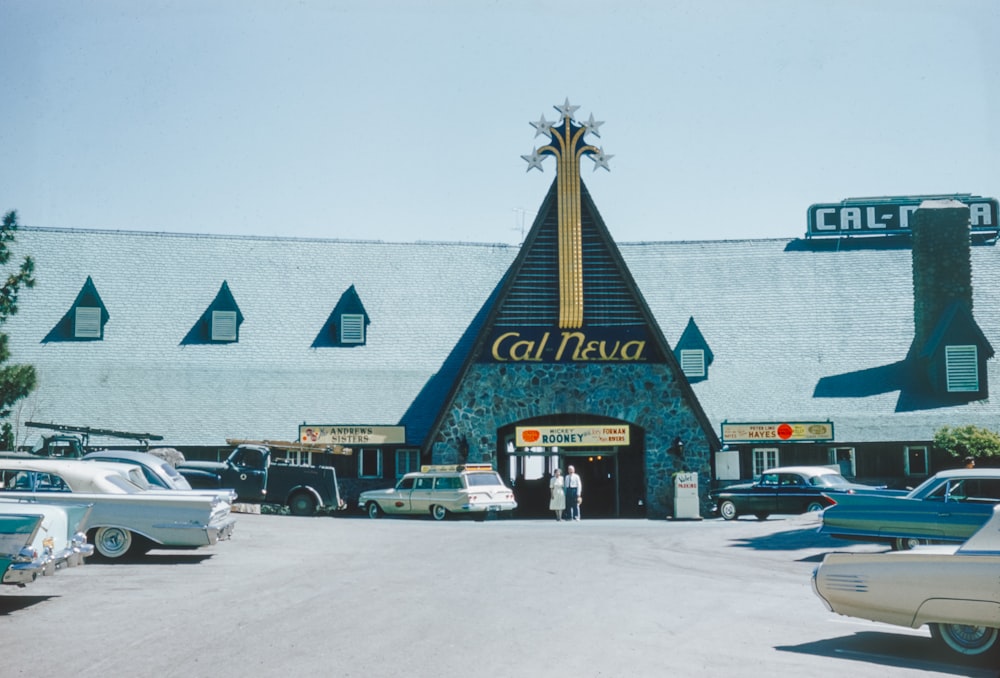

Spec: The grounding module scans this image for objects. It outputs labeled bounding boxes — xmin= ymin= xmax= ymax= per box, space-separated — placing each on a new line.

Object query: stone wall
xmin=429 ymin=361 xmax=713 ymax=518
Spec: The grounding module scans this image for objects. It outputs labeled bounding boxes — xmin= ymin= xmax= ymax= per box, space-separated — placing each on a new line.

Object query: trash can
xmin=673 ymin=471 xmax=701 ymax=520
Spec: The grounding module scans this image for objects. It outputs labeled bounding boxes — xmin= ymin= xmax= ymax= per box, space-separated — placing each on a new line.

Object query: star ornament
xmin=589 ymin=148 xmax=613 ymax=171
xmin=521 ymin=148 xmax=545 ymax=172
xmin=582 ymin=113 xmax=604 ymax=138
xmin=530 ymin=115 xmax=553 ymax=138
xmin=554 ymin=97 xmax=580 ymax=122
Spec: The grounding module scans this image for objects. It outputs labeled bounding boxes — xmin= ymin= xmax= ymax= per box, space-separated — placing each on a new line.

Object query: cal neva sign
xmin=806 ymin=194 xmax=999 ymax=238
xmin=482 ymin=326 xmax=662 ymax=363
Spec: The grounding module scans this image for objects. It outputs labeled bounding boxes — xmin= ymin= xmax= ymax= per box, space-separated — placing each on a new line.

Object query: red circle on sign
xmin=777 ymin=423 xmax=793 ymax=440
xmin=522 ymin=430 xmax=540 ymax=443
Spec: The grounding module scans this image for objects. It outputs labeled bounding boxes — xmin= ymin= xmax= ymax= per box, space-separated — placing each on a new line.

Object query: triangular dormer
xmin=674 ymin=317 xmax=714 ymax=382
xmin=42 ymin=275 xmax=109 ymax=342
xmin=916 ymin=300 xmax=993 ymax=399
xmin=312 ymin=285 xmax=371 ymax=348
xmin=182 ymin=281 xmax=244 ymax=345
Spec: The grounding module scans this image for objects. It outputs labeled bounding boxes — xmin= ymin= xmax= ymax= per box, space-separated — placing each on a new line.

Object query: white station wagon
xmin=359 ymin=464 xmax=517 ymax=521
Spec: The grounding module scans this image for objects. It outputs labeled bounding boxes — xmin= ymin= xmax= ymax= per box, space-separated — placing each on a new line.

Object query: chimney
xmin=911 ymin=200 xmax=972 ymax=354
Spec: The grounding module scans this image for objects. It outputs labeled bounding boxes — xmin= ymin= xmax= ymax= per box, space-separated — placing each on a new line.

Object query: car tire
xmin=366 ymin=502 xmax=383 ymax=519
xmin=91 ymin=526 xmax=135 ymax=560
xmin=930 ymin=622 xmax=1000 ymax=657
xmin=892 ymin=537 xmax=923 ymax=551
xmin=430 ymin=505 xmax=449 ymax=521
xmin=754 ymin=512 xmax=770 ymax=521
xmin=288 ymin=492 xmax=318 ymax=517
xmin=806 ymin=501 xmax=826 ymax=513
xmin=719 ymin=500 xmax=738 ymax=521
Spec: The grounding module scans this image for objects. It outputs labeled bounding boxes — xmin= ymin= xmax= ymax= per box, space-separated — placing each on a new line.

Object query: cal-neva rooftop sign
xmin=806 ymin=194 xmax=999 ymax=238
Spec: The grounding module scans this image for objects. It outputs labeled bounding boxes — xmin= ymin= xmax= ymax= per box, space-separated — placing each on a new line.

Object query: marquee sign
xmin=299 ymin=425 xmax=405 ymax=446
xmin=806 ymin=194 xmax=998 ymax=238
xmin=721 ymin=421 xmax=834 ymax=443
xmin=515 ymin=425 xmax=630 ymax=447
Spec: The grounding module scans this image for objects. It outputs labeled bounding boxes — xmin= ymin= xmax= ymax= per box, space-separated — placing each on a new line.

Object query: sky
xmin=1 ymin=0 xmax=997 ymax=245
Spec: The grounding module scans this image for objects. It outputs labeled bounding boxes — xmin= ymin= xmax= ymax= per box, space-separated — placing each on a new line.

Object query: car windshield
xmin=106 ymin=474 xmax=144 ymax=493
xmin=809 ymin=473 xmax=852 ymax=488
xmin=466 ymin=472 xmax=503 ymax=487
xmin=907 ymin=475 xmax=947 ymax=499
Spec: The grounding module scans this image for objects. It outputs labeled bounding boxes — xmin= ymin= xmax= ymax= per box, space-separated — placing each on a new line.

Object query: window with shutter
xmin=945 ymin=345 xmax=978 ymax=392
xmin=74 ymin=306 xmax=102 ymax=339
xmin=679 ymin=349 xmax=705 ymax=378
xmin=212 ymin=310 xmax=238 ymax=342
xmin=340 ymin=313 xmax=365 ymax=344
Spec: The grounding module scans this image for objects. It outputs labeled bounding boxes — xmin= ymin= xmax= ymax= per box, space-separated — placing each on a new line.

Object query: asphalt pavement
xmin=2 ymin=511 xmax=998 ymax=678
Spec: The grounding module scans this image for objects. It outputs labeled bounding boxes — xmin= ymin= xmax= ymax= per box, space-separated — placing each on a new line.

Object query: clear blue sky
xmin=2 ymin=0 xmax=997 ymax=245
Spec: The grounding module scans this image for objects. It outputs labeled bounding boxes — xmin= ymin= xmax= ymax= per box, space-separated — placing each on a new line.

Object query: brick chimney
xmin=911 ymin=199 xmax=972 ymax=354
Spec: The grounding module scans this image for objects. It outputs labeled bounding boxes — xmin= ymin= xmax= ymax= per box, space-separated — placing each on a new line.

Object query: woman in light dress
xmin=549 ymin=467 xmax=566 ymax=520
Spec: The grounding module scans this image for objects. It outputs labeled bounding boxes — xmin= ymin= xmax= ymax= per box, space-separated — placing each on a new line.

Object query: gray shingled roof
xmin=5 ymin=227 xmax=1000 ymax=448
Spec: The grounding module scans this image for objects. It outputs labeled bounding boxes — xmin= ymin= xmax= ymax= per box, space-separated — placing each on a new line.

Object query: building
xmin=5 ymin=111 xmax=1000 ymax=518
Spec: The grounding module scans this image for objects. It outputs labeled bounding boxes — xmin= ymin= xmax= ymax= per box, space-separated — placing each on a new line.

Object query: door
xmin=223 ymin=447 xmax=268 ymax=502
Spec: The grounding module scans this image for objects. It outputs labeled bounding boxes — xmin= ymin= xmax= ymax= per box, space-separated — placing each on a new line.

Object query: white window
xmin=945 ymin=345 xmax=978 ymax=392
xmin=211 ymin=310 xmax=238 ymax=341
xmin=395 ymin=449 xmax=420 ymax=479
xmin=828 ymin=447 xmax=856 ymax=477
xmin=752 ymin=448 xmax=778 ymax=478
xmin=679 ymin=349 xmax=705 ymax=378
xmin=358 ymin=447 xmax=382 ymax=479
xmin=904 ymin=446 xmax=929 ymax=476
xmin=74 ymin=306 xmax=102 ymax=338
xmin=340 ymin=314 xmax=365 ymax=344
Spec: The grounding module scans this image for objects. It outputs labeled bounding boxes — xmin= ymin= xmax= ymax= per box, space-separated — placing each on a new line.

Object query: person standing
xmin=564 ymin=465 xmax=582 ymax=521
xmin=549 ymin=468 xmax=566 ymax=521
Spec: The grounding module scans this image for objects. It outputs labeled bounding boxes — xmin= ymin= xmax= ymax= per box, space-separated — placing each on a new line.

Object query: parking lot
xmin=2 ymin=512 xmax=997 ymax=678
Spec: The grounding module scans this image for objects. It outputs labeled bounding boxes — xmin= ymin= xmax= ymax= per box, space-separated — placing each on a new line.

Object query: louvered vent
xmin=946 ymin=345 xmax=978 ymax=392
xmin=74 ymin=306 xmax=102 ymax=338
xmin=680 ymin=349 xmax=705 ymax=378
xmin=340 ymin=314 xmax=365 ymax=344
xmin=211 ymin=310 xmax=238 ymax=342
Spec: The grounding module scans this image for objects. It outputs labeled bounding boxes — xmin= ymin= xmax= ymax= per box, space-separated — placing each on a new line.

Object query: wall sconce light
xmin=671 ymin=436 xmax=685 ymax=456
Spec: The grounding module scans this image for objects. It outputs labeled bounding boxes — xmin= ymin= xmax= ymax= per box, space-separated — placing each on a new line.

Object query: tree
xmin=0 ymin=209 xmax=36 ymax=421
xmin=933 ymin=425 xmax=1000 ymax=462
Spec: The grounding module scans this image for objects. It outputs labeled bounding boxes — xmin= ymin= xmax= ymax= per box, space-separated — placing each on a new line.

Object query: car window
xmin=779 ymin=474 xmax=802 ymax=486
xmin=466 ymin=472 xmax=503 ymax=487
xmin=35 ymin=472 xmax=70 ymax=492
xmin=759 ymin=473 xmax=779 ymax=487
xmin=414 ymin=477 xmax=434 ymax=490
xmin=811 ymin=473 xmax=850 ymax=488
xmin=106 ymin=474 xmax=143 ymax=493
xmin=1 ymin=470 xmax=35 ymax=491
xmin=396 ymin=476 xmax=415 ymax=490
xmin=435 ymin=476 xmax=462 ymax=490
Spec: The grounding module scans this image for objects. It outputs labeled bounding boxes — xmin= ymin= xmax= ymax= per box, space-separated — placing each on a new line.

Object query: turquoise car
xmin=0 ymin=513 xmax=46 ymax=586
xmin=820 ymin=468 xmax=1000 ymax=550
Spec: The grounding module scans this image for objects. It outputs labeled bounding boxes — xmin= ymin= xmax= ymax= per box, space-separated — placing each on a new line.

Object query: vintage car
xmin=813 ymin=503 xmax=1000 ymax=658
xmin=0 ymin=499 xmax=93 ymax=573
xmin=83 ymin=450 xmax=193 ymax=490
xmin=0 ymin=458 xmax=236 ymax=560
xmin=359 ymin=464 xmax=517 ymax=520
xmin=0 ymin=512 xmax=46 ymax=586
xmin=819 ymin=468 xmax=1000 ymax=550
xmin=711 ymin=466 xmax=886 ymax=521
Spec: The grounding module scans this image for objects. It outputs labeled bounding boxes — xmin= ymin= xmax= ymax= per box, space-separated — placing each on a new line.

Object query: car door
xmin=745 ymin=472 xmax=780 ymax=515
xmin=408 ymin=476 xmax=435 ymax=514
xmin=928 ymin=478 xmax=999 ymax=540
xmin=222 ymin=447 xmax=268 ymax=502
xmin=774 ymin=473 xmax=811 ymax=513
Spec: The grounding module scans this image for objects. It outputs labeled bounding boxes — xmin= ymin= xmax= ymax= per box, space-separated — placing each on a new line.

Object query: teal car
xmin=820 ymin=468 xmax=1000 ymax=550
xmin=0 ymin=513 xmax=46 ymax=587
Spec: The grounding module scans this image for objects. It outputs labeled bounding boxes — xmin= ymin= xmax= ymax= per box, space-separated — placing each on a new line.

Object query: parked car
xmin=83 ymin=450 xmax=193 ymax=490
xmin=0 ymin=499 xmax=93 ymax=573
xmin=0 ymin=458 xmax=236 ymax=560
xmin=813 ymin=503 xmax=1000 ymax=659
xmin=359 ymin=464 xmax=517 ymax=520
xmin=819 ymin=468 xmax=1000 ymax=550
xmin=0 ymin=512 xmax=46 ymax=586
xmin=710 ymin=466 xmax=886 ymax=521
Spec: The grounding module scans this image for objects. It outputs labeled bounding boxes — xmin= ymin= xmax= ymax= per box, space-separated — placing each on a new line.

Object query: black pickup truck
xmin=177 ymin=444 xmax=346 ymax=516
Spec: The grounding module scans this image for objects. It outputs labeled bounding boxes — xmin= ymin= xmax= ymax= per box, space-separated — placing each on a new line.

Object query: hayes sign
xmin=806 ymin=195 xmax=998 ymax=238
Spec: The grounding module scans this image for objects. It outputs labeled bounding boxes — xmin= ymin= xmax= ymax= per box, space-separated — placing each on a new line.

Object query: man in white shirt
xmin=564 ymin=465 xmax=582 ymax=521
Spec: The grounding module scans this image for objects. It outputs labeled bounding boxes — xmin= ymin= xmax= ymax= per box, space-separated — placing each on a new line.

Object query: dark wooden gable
xmin=312 ymin=284 xmax=371 ymax=348
xmin=674 ymin=316 xmax=714 ymax=382
xmin=917 ymin=300 xmax=993 ymax=399
xmin=181 ymin=280 xmax=244 ymax=345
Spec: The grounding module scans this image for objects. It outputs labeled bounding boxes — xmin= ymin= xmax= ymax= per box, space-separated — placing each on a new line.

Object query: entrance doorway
xmin=498 ymin=417 xmax=646 ymax=519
